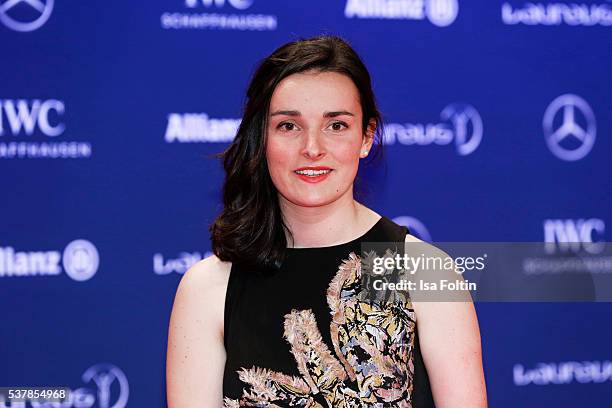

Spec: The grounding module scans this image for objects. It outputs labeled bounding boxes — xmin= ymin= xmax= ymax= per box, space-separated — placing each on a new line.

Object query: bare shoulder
xmin=404 ymin=232 xmax=423 ymax=243
xmin=403 ymin=232 xmax=480 ymax=323
xmin=402 ymin=231 xmax=476 ymax=316
xmin=403 ymin=232 xmax=487 ymax=406
xmin=179 ymin=254 xmax=232 ymax=294
xmin=403 ymin=232 xmax=451 ymax=266
xmin=166 ymin=254 xmax=232 ymax=407
xmin=170 ymin=254 xmax=232 ymax=340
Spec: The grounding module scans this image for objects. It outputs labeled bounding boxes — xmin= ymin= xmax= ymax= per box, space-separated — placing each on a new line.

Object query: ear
xmin=360 ymin=118 xmax=376 ymax=158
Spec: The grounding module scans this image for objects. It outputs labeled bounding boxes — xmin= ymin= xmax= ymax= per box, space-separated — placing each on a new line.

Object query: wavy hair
xmin=210 ymin=35 xmax=385 ymax=271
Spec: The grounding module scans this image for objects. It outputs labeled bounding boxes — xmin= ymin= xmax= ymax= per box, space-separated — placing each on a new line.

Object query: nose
xmin=301 ymin=128 xmax=325 ymax=160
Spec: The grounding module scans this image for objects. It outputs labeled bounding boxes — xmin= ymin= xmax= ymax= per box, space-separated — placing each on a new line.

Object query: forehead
xmin=269 ymin=71 xmax=361 ymax=113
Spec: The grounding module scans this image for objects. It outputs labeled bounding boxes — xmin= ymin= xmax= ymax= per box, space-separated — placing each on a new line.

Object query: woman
xmin=167 ymin=35 xmax=487 ymax=407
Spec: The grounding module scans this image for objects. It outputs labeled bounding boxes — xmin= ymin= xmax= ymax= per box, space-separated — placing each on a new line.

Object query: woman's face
xmin=265 ymin=70 xmax=374 ymax=209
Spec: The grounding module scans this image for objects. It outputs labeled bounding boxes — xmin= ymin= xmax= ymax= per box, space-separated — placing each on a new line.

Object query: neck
xmin=279 ymin=190 xmax=378 ymax=248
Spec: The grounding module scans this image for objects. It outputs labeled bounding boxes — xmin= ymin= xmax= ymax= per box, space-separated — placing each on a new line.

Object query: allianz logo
xmin=502 ymin=2 xmax=612 ymax=26
xmin=345 ymin=0 xmax=459 ymax=27
xmin=383 ymin=103 xmax=483 ymax=156
xmin=544 ymin=218 xmax=605 ymax=254
xmin=164 ymin=113 xmax=240 ymax=143
xmin=0 ymin=240 xmax=99 ymax=281
xmin=154 ymin=251 xmax=213 ymax=275
xmin=0 ymin=99 xmax=65 ymax=137
xmin=514 ymin=361 xmax=612 ymax=385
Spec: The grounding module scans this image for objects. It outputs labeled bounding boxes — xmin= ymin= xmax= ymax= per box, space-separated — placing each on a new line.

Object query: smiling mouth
xmin=294 ymin=169 xmax=333 ymax=176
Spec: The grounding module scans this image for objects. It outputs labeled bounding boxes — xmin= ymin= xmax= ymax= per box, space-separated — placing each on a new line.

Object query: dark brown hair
xmin=210 ymin=34 xmax=385 ymax=271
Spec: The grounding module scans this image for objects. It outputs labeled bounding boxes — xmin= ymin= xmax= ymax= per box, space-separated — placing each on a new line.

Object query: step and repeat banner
xmin=1 ymin=0 xmax=611 ymax=407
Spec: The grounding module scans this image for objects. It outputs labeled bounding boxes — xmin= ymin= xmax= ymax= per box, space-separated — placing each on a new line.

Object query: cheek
xmin=334 ymin=140 xmax=362 ymax=166
xmin=266 ymin=139 xmax=292 ymax=175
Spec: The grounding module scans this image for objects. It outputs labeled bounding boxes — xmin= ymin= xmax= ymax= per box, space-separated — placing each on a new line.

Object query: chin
xmin=286 ymin=192 xmax=344 ymax=208
xmin=297 ymin=200 xmax=335 ymax=208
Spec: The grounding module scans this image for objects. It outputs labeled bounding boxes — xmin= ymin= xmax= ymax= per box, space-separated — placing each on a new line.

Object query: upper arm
xmin=404 ymin=234 xmax=488 ymax=407
xmin=166 ymin=255 xmax=231 ymax=407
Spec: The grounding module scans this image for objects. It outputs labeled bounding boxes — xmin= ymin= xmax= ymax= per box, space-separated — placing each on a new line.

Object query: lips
xmin=294 ymin=166 xmax=333 ymax=175
xmin=293 ymin=166 xmax=333 ymax=183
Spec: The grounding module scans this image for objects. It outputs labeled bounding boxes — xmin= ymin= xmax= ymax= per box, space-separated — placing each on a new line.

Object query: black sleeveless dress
xmin=222 ymin=215 xmax=434 ymax=407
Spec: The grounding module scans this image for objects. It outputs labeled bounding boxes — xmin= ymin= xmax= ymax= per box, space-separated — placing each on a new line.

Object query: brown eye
xmin=278 ymin=122 xmax=296 ymax=131
xmin=329 ymin=121 xmax=348 ymax=131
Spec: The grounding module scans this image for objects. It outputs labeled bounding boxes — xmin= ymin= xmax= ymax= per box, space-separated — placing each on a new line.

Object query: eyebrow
xmin=269 ymin=110 xmax=354 ymax=118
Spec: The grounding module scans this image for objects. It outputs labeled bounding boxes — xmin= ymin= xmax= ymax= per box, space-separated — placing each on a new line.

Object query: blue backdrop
xmin=1 ymin=0 xmax=611 ymax=406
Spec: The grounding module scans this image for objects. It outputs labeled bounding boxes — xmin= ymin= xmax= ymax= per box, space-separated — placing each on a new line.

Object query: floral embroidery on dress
xmin=224 ymin=252 xmax=417 ymax=407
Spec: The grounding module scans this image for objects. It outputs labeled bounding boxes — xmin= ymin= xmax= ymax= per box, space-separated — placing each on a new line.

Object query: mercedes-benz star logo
xmin=543 ymin=94 xmax=596 ymax=161
xmin=0 ymin=0 xmax=53 ymax=32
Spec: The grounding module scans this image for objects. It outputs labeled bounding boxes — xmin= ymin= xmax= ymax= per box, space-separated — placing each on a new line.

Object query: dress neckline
xmin=285 ymin=215 xmax=384 ymax=251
